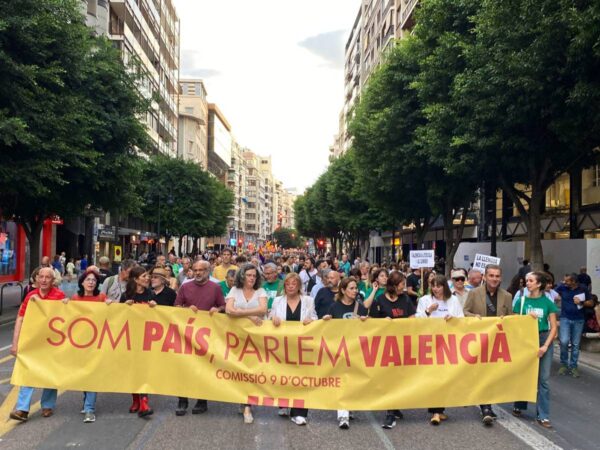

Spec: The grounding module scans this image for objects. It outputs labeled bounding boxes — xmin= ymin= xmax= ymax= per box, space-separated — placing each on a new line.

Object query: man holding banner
xmin=463 ymin=264 xmax=513 ymax=426
xmin=9 ymin=267 xmax=67 ymax=422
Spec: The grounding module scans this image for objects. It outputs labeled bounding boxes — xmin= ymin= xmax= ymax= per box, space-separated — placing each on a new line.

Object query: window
xmin=246 ymin=213 xmax=256 ymax=220
xmin=249 ymin=180 xmax=257 ymax=187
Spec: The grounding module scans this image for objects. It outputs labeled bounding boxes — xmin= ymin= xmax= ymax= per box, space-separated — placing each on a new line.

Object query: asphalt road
xmin=0 ymin=316 xmax=598 ymax=449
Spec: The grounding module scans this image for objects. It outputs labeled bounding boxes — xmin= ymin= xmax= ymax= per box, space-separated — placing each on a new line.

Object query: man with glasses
xmin=451 ymin=269 xmax=469 ymax=308
xmin=174 ymin=259 xmax=225 ymax=416
xmin=463 ymin=264 xmax=513 ymax=426
xmin=262 ymin=262 xmax=284 ymax=311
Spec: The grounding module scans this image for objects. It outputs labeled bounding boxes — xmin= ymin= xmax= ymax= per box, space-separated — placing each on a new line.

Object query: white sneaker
xmin=278 ymin=408 xmax=289 ymax=417
xmin=243 ymin=410 xmax=254 ymax=424
xmin=83 ymin=412 xmax=96 ymax=423
xmin=339 ymin=418 xmax=350 ymax=429
xmin=291 ymin=416 xmax=307 ymax=426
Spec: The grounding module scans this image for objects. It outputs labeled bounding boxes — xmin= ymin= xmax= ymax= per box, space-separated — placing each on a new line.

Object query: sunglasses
xmin=452 ymin=277 xmax=466 ymax=282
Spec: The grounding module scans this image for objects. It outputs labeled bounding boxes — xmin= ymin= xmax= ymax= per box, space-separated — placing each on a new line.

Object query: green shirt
xmin=358 ymin=280 xmax=370 ymax=298
xmin=262 ymin=280 xmax=284 ymax=310
xmin=219 ymin=280 xmax=232 ymax=297
xmin=365 ymin=287 xmax=385 ymax=300
xmin=513 ymin=295 xmax=558 ymax=332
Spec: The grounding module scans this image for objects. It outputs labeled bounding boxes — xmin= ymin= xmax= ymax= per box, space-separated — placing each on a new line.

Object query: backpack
xmin=306 ymin=270 xmax=317 ymax=293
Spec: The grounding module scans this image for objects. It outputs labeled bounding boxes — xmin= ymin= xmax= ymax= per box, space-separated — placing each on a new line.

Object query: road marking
xmin=495 ymin=407 xmax=563 ymax=450
xmin=0 ymin=388 xmax=65 ymax=439
xmin=0 ymin=378 xmax=11 ymax=385
xmin=366 ymin=411 xmax=396 ymax=450
xmin=0 ymin=355 xmax=13 ymax=365
xmin=0 ymin=345 xmax=12 ymax=352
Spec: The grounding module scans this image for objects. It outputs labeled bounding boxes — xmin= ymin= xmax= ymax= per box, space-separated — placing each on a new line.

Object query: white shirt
xmin=226 ymin=286 xmax=267 ymax=310
xmin=299 ymin=268 xmax=318 ymax=294
xmin=416 ymin=295 xmax=464 ymax=318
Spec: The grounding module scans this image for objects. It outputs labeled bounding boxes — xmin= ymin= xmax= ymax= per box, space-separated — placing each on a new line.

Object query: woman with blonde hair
xmin=269 ymin=272 xmax=317 ymax=425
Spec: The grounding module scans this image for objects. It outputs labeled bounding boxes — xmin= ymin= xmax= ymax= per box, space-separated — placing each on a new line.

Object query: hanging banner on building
xmin=12 ymin=302 xmax=538 ymax=410
xmin=473 ymin=254 xmax=501 ymax=274
xmin=410 ymin=250 xmax=435 ymax=269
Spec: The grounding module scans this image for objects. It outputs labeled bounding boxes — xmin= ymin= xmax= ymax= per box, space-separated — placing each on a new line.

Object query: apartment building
xmin=333 ymin=0 xmax=408 ymax=158
xmin=207 ymin=104 xmax=233 ymax=180
xmin=227 ymin=141 xmax=247 ymax=245
xmin=82 ymin=1 xmax=180 ymax=156
xmin=178 ymin=79 xmax=208 ymax=168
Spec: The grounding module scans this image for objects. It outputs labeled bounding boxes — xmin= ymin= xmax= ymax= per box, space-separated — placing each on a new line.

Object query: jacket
xmin=269 ymin=295 xmax=318 ymax=322
xmin=463 ymin=285 xmax=513 ymax=317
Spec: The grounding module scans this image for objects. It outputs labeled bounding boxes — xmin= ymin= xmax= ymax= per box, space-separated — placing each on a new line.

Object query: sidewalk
xmin=553 ymin=344 xmax=600 ymax=371
xmin=0 ymin=284 xmax=22 ymax=326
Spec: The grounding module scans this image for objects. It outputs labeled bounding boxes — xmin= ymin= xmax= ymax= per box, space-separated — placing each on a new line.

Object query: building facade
xmin=207 ymin=104 xmax=233 ymax=181
xmin=178 ymin=79 xmax=209 ymax=168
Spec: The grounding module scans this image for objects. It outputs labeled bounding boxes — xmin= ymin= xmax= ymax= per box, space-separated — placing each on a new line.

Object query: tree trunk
xmin=500 ymin=177 xmax=545 ymax=272
xmin=191 ymin=237 xmax=198 ymax=256
xmin=527 ymin=186 xmax=545 ymax=271
xmin=18 ymin=217 xmax=44 ymax=272
xmin=444 ymin=202 xmax=470 ymax=277
xmin=415 ymin=218 xmax=430 ymax=248
xmin=569 ymin=169 xmax=583 ymax=239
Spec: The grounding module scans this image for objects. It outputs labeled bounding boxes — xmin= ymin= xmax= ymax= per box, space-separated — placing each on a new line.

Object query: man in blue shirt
xmin=556 ymin=273 xmax=591 ymax=377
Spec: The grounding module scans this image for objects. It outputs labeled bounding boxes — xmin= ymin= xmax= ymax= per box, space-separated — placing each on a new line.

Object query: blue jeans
xmin=15 ymin=387 xmax=57 ymax=412
xmin=514 ymin=331 xmax=553 ymax=420
xmin=83 ymin=392 xmax=97 ymax=413
xmin=559 ymin=318 xmax=584 ymax=369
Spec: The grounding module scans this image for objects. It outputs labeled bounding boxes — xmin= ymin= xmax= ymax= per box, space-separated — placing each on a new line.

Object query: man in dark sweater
xmin=556 ymin=273 xmax=591 ymax=377
xmin=314 ymin=270 xmax=340 ymax=319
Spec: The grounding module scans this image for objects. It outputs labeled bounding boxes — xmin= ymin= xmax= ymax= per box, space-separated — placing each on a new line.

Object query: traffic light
xmin=317 ymin=239 xmax=324 ymax=248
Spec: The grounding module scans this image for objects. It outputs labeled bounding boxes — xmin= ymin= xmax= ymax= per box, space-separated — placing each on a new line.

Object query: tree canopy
xmin=0 ymin=0 xmax=150 ymax=268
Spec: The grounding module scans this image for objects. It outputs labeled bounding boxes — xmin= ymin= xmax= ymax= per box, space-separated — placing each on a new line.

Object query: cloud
xmin=180 ymin=49 xmax=221 ymax=78
xmin=298 ymin=30 xmax=347 ymax=68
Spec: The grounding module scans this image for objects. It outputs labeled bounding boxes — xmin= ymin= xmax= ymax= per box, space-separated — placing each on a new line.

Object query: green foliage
xmin=140 ymin=156 xmax=233 ymax=238
xmin=0 ymin=0 xmax=152 ymax=267
xmin=272 ymin=228 xmax=302 ymax=249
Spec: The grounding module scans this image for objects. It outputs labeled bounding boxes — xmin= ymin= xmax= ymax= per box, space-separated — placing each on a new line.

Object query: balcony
xmin=400 ymin=0 xmax=418 ymax=29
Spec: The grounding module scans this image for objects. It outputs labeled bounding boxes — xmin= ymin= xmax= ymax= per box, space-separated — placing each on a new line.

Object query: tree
xmin=410 ymin=0 xmax=481 ymax=273
xmin=350 ymin=39 xmax=433 ymax=249
xmin=0 ymin=0 xmax=149 ymax=269
xmin=139 ymin=156 xmax=234 ymax=249
xmin=273 ymin=228 xmax=302 ymax=249
xmin=456 ymin=0 xmax=600 ymax=269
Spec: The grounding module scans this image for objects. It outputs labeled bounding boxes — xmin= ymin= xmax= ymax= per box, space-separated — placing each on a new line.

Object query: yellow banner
xmin=12 ymin=301 xmax=539 ymax=410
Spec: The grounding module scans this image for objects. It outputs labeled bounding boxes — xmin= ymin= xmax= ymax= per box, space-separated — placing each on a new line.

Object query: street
xmin=0 ymin=294 xmax=598 ymax=450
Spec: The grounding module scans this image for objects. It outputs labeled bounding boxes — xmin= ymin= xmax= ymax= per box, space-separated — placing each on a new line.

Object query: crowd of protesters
xmin=9 ymin=247 xmax=599 ymax=431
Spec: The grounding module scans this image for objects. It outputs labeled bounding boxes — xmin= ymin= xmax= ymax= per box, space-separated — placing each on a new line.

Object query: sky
xmin=173 ymin=0 xmax=362 ymax=193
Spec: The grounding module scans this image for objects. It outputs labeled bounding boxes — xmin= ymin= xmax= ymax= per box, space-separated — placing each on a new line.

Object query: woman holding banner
xmin=269 ymin=272 xmax=317 ymax=425
xmin=225 ymin=263 xmax=268 ymax=425
xmin=512 ymin=272 xmax=558 ymax=429
xmin=323 ymin=276 xmax=368 ymax=430
xmin=369 ymin=271 xmax=416 ymax=429
xmin=68 ymin=269 xmax=107 ymax=423
xmin=118 ymin=266 xmax=157 ymax=418
xmin=416 ymin=274 xmax=464 ymax=425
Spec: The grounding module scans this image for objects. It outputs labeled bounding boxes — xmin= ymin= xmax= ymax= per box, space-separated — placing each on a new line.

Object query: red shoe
xmin=138 ymin=395 xmax=154 ymax=417
xmin=129 ymin=394 xmax=140 ymax=413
